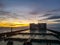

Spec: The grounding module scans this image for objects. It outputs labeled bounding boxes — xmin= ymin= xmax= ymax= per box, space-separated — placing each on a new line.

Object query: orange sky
xmin=0 ymin=22 xmax=29 ymax=27
xmin=0 ymin=20 xmax=59 ymax=27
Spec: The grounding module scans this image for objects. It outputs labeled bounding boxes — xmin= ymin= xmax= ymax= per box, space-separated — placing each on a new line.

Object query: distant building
xmin=30 ymin=23 xmax=47 ymax=33
xmin=38 ymin=23 xmax=47 ymax=33
xmin=30 ymin=23 xmax=37 ymax=30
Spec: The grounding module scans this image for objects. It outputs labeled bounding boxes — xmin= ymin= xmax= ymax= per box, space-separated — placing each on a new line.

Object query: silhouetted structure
xmin=38 ymin=23 xmax=47 ymax=33
xmin=30 ymin=23 xmax=37 ymax=30
xmin=30 ymin=23 xmax=47 ymax=33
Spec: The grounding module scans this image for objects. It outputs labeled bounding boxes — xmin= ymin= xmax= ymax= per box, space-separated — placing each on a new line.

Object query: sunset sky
xmin=0 ymin=0 xmax=60 ymax=28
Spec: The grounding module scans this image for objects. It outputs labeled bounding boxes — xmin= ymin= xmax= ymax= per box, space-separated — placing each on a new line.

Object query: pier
xmin=0 ymin=23 xmax=60 ymax=45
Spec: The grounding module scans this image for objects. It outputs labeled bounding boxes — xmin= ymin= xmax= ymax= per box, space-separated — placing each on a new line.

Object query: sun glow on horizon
xmin=0 ymin=21 xmax=29 ymax=27
xmin=0 ymin=19 xmax=60 ymax=27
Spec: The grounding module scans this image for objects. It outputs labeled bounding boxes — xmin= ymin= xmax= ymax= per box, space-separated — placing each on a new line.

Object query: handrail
xmin=0 ymin=29 xmax=29 ymax=37
xmin=47 ymin=29 xmax=60 ymax=35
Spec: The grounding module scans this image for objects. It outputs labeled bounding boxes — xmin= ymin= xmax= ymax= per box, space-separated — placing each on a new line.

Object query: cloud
xmin=0 ymin=11 xmax=18 ymax=20
xmin=42 ymin=13 xmax=52 ymax=17
xmin=28 ymin=9 xmax=40 ymax=15
xmin=29 ymin=11 xmax=39 ymax=15
xmin=40 ymin=8 xmax=60 ymax=20
xmin=0 ymin=11 xmax=10 ymax=15
xmin=47 ymin=8 xmax=60 ymax=12
xmin=0 ymin=11 xmax=29 ymax=22
xmin=46 ymin=16 xmax=60 ymax=20
xmin=42 ymin=8 xmax=60 ymax=16
xmin=54 ymin=20 xmax=60 ymax=22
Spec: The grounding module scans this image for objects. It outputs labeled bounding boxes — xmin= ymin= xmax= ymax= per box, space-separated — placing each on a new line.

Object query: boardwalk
xmin=0 ymin=28 xmax=60 ymax=45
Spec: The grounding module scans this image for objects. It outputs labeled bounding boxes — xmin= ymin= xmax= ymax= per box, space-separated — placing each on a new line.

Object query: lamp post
xmin=11 ymin=27 xmax=12 ymax=32
xmin=10 ymin=24 xmax=14 ymax=32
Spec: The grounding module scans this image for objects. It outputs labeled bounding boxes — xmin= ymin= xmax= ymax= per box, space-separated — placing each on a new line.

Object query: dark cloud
xmin=0 ymin=11 xmax=27 ymax=20
xmin=46 ymin=16 xmax=60 ymax=20
xmin=47 ymin=8 xmax=60 ymax=12
xmin=42 ymin=8 xmax=60 ymax=16
xmin=54 ymin=20 xmax=60 ymax=22
xmin=0 ymin=11 xmax=10 ymax=15
xmin=29 ymin=11 xmax=39 ymax=15
xmin=0 ymin=11 xmax=18 ymax=19
xmin=43 ymin=13 xmax=52 ymax=16
xmin=40 ymin=8 xmax=60 ymax=20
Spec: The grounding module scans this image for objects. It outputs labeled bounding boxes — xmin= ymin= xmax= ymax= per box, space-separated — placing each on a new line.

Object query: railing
xmin=0 ymin=28 xmax=60 ymax=45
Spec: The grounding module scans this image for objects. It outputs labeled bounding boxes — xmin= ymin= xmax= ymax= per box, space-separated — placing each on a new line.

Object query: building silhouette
xmin=30 ymin=23 xmax=47 ymax=33
xmin=38 ymin=23 xmax=47 ymax=33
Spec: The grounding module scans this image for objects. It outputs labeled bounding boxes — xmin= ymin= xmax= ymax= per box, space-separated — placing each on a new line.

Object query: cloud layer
xmin=0 ymin=0 xmax=60 ymax=23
